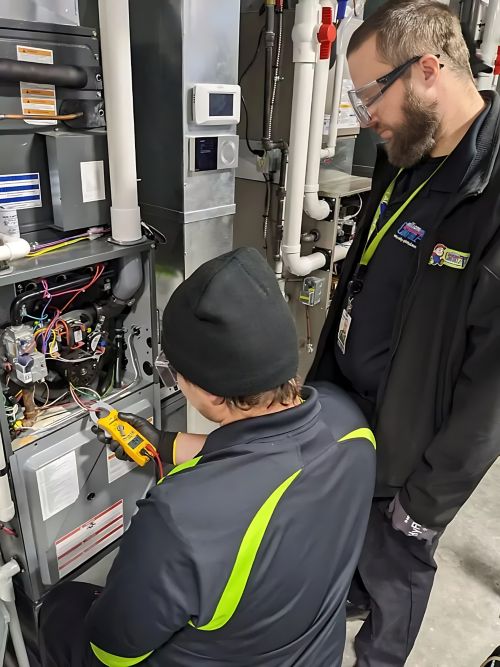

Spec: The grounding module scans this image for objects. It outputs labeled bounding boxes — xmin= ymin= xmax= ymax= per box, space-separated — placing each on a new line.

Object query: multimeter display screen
xmin=209 ymin=93 xmax=233 ymax=117
xmin=128 ymin=435 xmax=143 ymax=449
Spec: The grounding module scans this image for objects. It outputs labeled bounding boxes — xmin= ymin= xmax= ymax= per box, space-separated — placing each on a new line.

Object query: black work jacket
xmin=308 ymin=90 xmax=500 ymax=530
xmin=83 ymin=384 xmax=375 ymax=666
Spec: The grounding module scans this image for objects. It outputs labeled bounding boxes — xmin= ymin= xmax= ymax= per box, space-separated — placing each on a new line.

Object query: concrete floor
xmin=343 ymin=460 xmax=500 ymax=667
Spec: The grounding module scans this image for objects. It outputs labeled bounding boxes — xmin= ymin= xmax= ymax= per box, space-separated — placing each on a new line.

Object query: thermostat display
xmin=192 ymin=84 xmax=241 ymax=126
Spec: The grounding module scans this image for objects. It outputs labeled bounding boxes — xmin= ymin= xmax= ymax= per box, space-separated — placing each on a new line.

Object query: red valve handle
xmin=318 ymin=6 xmax=337 ymax=60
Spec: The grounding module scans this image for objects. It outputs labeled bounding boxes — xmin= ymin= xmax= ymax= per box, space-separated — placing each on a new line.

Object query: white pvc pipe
xmin=98 ymin=0 xmax=142 ymax=244
xmin=0 ymin=560 xmax=29 ymax=667
xmin=282 ymin=0 xmax=327 ymax=276
xmin=0 ymin=236 xmax=30 ymax=263
xmin=322 ymin=52 xmax=345 ymax=159
xmin=304 ymin=2 xmax=333 ymax=219
xmin=477 ymin=0 xmax=500 ymax=90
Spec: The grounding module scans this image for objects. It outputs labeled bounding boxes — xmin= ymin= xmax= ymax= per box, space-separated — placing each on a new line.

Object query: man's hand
xmin=386 ymin=494 xmax=440 ymax=544
xmin=91 ymin=412 xmax=177 ymax=464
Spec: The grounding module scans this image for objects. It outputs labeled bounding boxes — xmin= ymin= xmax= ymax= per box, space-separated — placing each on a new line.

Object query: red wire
xmin=146 ymin=444 xmax=163 ymax=479
xmin=43 ymin=264 xmax=105 ymax=349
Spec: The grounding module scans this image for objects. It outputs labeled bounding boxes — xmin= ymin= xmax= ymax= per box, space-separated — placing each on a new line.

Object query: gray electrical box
xmin=45 ymin=130 xmax=111 ymax=231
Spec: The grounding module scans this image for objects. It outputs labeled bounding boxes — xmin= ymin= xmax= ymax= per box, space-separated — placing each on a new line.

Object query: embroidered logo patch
xmin=429 ymin=243 xmax=470 ymax=270
xmin=394 ymin=222 xmax=426 ymax=249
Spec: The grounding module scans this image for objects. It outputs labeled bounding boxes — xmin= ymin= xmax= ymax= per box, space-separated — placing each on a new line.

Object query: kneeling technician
xmin=39 ymin=247 xmax=376 ymax=667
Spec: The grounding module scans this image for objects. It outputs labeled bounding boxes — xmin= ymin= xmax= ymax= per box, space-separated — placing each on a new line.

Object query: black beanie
xmin=162 ymin=247 xmax=298 ymax=397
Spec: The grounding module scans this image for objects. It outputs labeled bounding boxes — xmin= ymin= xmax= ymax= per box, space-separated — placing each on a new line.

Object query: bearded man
xmin=307 ymin=1 xmax=500 ymax=665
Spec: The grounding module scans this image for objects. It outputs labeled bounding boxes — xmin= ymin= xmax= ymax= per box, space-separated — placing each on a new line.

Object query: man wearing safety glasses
xmin=308 ymin=0 xmax=500 ymax=665
xmin=39 ymin=248 xmax=375 ymax=667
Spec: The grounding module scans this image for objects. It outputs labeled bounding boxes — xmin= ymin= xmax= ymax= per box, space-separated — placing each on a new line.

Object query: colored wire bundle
xmin=27 ymin=228 xmax=109 ymax=259
xmin=69 ymin=383 xmax=101 ymax=411
xmin=39 ymin=264 xmax=105 ymax=354
xmin=28 ymin=236 xmax=89 ymax=258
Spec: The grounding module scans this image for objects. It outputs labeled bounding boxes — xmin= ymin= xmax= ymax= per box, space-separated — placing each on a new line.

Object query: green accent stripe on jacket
xmin=191 ymin=468 xmax=302 ymax=632
xmin=90 ymin=643 xmax=153 ymax=667
xmin=338 ymin=427 xmax=376 ymax=449
xmin=157 ymin=456 xmax=203 ymax=484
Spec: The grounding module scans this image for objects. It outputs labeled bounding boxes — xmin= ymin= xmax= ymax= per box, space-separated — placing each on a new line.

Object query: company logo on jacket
xmin=394 ymin=222 xmax=426 ymax=249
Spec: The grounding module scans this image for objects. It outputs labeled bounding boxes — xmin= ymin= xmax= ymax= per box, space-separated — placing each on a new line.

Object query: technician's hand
xmin=91 ymin=412 xmax=177 ymax=465
xmin=386 ymin=494 xmax=440 ymax=544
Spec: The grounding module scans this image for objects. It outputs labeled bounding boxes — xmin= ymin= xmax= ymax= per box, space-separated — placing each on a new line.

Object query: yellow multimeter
xmin=92 ymin=402 xmax=155 ymax=467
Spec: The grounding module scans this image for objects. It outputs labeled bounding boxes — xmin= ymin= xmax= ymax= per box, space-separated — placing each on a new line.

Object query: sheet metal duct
xmin=0 ymin=0 xmax=80 ymax=26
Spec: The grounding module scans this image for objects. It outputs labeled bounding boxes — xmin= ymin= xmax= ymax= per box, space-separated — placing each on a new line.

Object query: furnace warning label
xmin=17 ymin=45 xmax=53 ymax=65
xmin=0 ymin=173 xmax=42 ymax=210
xmin=17 ymin=45 xmax=57 ymax=126
xmin=19 ymin=82 xmax=57 ymax=126
xmin=55 ymin=500 xmax=124 ymax=578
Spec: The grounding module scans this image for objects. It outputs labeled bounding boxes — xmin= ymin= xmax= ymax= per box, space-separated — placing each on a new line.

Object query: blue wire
xmin=40 ymin=297 xmax=52 ymax=322
xmin=23 ymin=313 xmax=48 ymax=322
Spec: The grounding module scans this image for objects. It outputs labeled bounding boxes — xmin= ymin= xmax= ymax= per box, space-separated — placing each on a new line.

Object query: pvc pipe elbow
xmin=0 ymin=559 xmax=20 ymax=602
xmin=0 ymin=236 xmax=30 ymax=262
xmin=282 ymin=248 xmax=327 ymax=276
xmin=321 ymin=146 xmax=335 ymax=159
xmin=303 ymin=192 xmax=331 ymax=219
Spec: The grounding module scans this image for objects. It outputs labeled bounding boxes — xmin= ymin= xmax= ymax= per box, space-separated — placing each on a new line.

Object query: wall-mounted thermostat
xmin=188 ymin=135 xmax=239 ymax=173
xmin=192 ymin=84 xmax=241 ymax=126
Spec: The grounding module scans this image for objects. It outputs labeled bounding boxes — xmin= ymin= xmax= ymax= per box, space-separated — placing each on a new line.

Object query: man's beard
xmin=382 ymin=89 xmax=440 ymax=168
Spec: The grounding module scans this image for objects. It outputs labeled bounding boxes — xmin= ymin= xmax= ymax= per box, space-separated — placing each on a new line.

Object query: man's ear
xmin=417 ymin=53 xmax=442 ymax=86
xmin=208 ymin=393 xmax=225 ymax=407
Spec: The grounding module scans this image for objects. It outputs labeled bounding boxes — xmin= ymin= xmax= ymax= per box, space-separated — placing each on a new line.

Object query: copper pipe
xmin=21 ymin=387 xmax=38 ymax=426
xmin=0 ymin=112 xmax=84 ymax=121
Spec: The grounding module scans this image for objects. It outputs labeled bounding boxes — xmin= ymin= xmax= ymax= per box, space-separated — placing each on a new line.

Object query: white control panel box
xmin=192 ymin=84 xmax=241 ymax=126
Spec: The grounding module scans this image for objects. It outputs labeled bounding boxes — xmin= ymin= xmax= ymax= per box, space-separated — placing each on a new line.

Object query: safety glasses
xmin=348 ymin=55 xmax=442 ymax=126
xmin=155 ymin=350 xmax=178 ymax=388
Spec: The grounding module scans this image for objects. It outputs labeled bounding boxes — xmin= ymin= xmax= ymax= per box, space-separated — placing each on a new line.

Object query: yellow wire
xmin=28 ymin=237 xmax=88 ymax=258
xmin=48 ymin=330 xmax=57 ymax=355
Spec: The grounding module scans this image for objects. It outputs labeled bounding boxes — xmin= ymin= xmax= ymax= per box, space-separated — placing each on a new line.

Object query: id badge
xmin=337 ymin=308 xmax=352 ymax=354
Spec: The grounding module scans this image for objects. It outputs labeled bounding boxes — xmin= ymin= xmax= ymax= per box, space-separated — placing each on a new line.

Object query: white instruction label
xmin=15 ymin=364 xmax=32 ymax=384
xmin=0 ymin=173 xmax=42 ymax=210
xmin=338 ymin=78 xmax=358 ymax=129
xmin=107 ymin=448 xmax=137 ymax=484
xmin=323 ymin=78 xmax=359 ymax=135
xmin=20 ymin=82 xmax=57 ymax=126
xmin=17 ymin=45 xmax=53 ymax=65
xmin=80 ymin=161 xmax=106 ymax=203
xmin=37 ymin=450 xmax=79 ymax=521
xmin=0 ymin=209 xmax=20 ymax=237
xmin=55 ymin=500 xmax=124 ymax=578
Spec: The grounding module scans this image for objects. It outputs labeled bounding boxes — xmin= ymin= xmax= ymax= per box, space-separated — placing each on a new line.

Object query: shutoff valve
xmin=317 ymin=7 xmax=336 ymax=60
